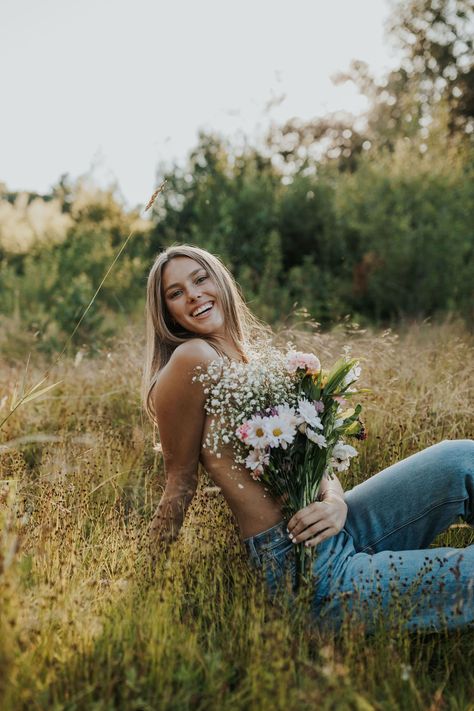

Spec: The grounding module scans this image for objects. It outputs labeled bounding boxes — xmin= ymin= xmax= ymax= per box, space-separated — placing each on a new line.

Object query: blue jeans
xmin=244 ymin=440 xmax=474 ymax=633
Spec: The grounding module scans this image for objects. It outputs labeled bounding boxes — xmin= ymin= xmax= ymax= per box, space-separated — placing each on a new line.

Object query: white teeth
xmin=192 ymin=301 xmax=213 ymax=317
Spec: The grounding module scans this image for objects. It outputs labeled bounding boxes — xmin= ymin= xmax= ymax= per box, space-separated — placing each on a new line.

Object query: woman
xmin=143 ymin=244 xmax=474 ymax=633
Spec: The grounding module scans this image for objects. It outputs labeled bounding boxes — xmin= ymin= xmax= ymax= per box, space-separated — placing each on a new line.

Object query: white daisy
xmin=245 ymin=415 xmax=270 ymax=449
xmin=276 ymin=403 xmax=301 ymax=427
xmin=264 ymin=414 xmax=297 ymax=450
xmin=297 ymin=398 xmax=323 ymax=430
xmin=306 ymin=429 xmax=327 ymax=448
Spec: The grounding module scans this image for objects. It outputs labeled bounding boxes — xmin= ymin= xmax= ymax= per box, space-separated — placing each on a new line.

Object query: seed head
xmin=144 ymin=180 xmax=167 ymax=212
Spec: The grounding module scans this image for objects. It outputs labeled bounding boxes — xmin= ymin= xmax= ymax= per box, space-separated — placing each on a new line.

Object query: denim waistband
xmin=243 ymin=520 xmax=290 ymax=567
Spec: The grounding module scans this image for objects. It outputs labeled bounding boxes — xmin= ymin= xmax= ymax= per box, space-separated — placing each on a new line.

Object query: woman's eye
xmin=170 ymin=290 xmax=181 ymax=299
xmin=196 ymin=275 xmax=208 ymax=284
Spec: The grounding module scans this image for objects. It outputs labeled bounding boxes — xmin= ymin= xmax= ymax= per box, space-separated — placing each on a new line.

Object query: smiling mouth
xmin=191 ymin=301 xmax=214 ymax=318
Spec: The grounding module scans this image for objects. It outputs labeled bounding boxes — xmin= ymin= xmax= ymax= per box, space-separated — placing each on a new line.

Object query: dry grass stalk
xmin=144 ymin=180 xmax=167 ymax=213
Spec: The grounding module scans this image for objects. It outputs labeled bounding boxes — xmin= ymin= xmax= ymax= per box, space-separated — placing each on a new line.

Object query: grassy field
xmin=1 ymin=320 xmax=473 ymax=710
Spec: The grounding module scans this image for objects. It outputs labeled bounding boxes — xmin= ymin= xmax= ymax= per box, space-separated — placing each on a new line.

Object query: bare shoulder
xmin=152 ymin=339 xmax=218 ymax=410
xmin=170 ymin=339 xmax=218 ymax=366
xmin=165 ymin=339 xmax=219 ymax=377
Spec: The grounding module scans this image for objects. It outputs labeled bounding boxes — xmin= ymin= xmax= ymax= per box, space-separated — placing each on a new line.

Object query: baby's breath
xmin=193 ymin=343 xmax=296 ymax=465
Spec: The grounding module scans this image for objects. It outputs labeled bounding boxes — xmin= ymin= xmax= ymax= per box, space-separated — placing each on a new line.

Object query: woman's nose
xmin=187 ymin=285 xmax=202 ymax=301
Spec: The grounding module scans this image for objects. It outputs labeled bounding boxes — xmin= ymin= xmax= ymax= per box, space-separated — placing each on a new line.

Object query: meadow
xmin=1 ymin=318 xmax=473 ymax=710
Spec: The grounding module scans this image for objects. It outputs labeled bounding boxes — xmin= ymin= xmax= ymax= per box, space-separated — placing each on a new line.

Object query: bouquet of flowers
xmin=194 ymin=344 xmax=366 ymax=589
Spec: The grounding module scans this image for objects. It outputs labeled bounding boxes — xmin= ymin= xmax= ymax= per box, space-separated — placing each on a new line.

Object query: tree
xmin=256 ymin=230 xmax=286 ymax=323
xmin=265 ymin=113 xmax=368 ymax=174
xmin=389 ymin=0 xmax=474 ymax=134
xmin=333 ymin=60 xmax=423 ymax=152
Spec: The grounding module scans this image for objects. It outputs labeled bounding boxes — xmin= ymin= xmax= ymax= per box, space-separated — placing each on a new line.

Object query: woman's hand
xmin=286 ymin=492 xmax=348 ymax=548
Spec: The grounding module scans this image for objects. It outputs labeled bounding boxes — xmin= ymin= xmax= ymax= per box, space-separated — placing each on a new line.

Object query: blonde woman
xmin=143 ymin=244 xmax=474 ymax=632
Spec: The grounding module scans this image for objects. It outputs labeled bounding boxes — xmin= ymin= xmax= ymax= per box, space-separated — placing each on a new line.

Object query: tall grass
xmin=0 ymin=320 xmax=473 ymax=709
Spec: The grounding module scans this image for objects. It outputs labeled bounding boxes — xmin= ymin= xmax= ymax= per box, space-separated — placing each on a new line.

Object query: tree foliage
xmin=390 ymin=0 xmax=474 ymax=133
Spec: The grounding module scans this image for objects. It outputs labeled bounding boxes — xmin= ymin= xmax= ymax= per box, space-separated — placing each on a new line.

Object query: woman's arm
xmin=149 ymin=339 xmax=216 ymax=554
xmin=286 ymin=473 xmax=348 ymax=548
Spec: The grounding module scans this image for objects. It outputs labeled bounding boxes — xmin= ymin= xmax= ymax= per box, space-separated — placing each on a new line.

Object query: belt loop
xmin=246 ymin=538 xmax=262 ymax=568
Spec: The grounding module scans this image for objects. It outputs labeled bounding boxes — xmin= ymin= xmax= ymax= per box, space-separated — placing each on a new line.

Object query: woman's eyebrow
xmin=164 ymin=268 xmax=205 ymax=293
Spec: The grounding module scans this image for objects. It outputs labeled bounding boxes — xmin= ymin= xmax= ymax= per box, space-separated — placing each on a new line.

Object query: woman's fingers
xmin=287 ymin=501 xmax=333 ymax=539
xmin=287 ymin=497 xmax=348 ymax=545
xmin=287 ymin=501 xmax=322 ymax=536
xmin=293 ymin=521 xmax=338 ymax=547
xmin=289 ymin=519 xmax=331 ymax=544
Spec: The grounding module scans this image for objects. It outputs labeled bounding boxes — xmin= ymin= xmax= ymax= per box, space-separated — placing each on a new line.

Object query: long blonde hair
xmin=142 ymin=244 xmax=270 ymax=424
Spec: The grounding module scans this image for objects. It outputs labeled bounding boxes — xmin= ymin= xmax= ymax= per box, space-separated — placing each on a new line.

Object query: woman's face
xmin=162 ymin=256 xmax=226 ymax=337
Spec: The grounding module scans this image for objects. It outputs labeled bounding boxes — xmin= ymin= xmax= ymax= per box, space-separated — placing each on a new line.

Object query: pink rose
xmin=285 ymin=351 xmax=321 ymax=375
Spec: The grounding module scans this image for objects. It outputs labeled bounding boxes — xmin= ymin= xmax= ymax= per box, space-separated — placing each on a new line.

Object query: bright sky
xmin=1 ymin=0 xmax=399 ymax=209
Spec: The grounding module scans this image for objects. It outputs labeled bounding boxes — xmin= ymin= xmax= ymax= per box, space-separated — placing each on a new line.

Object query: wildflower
xmin=236 ymin=422 xmax=251 ymax=442
xmin=264 ymin=414 xmax=297 ymax=449
xmin=245 ymin=415 xmax=271 ymax=449
xmin=330 ymin=441 xmax=358 ymax=472
xmin=354 ymin=418 xmax=368 ymax=440
xmin=297 ymin=398 xmax=323 ymax=430
xmin=306 ymin=429 xmax=327 ymax=448
xmin=343 ymin=363 xmax=361 ymax=386
xmin=252 ymin=465 xmax=264 ymax=480
xmin=245 ymin=449 xmax=270 ymax=478
xmin=313 ymin=399 xmax=324 ymax=413
xmin=276 ymin=403 xmax=299 ymax=426
xmin=286 ymin=350 xmax=321 ymax=375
